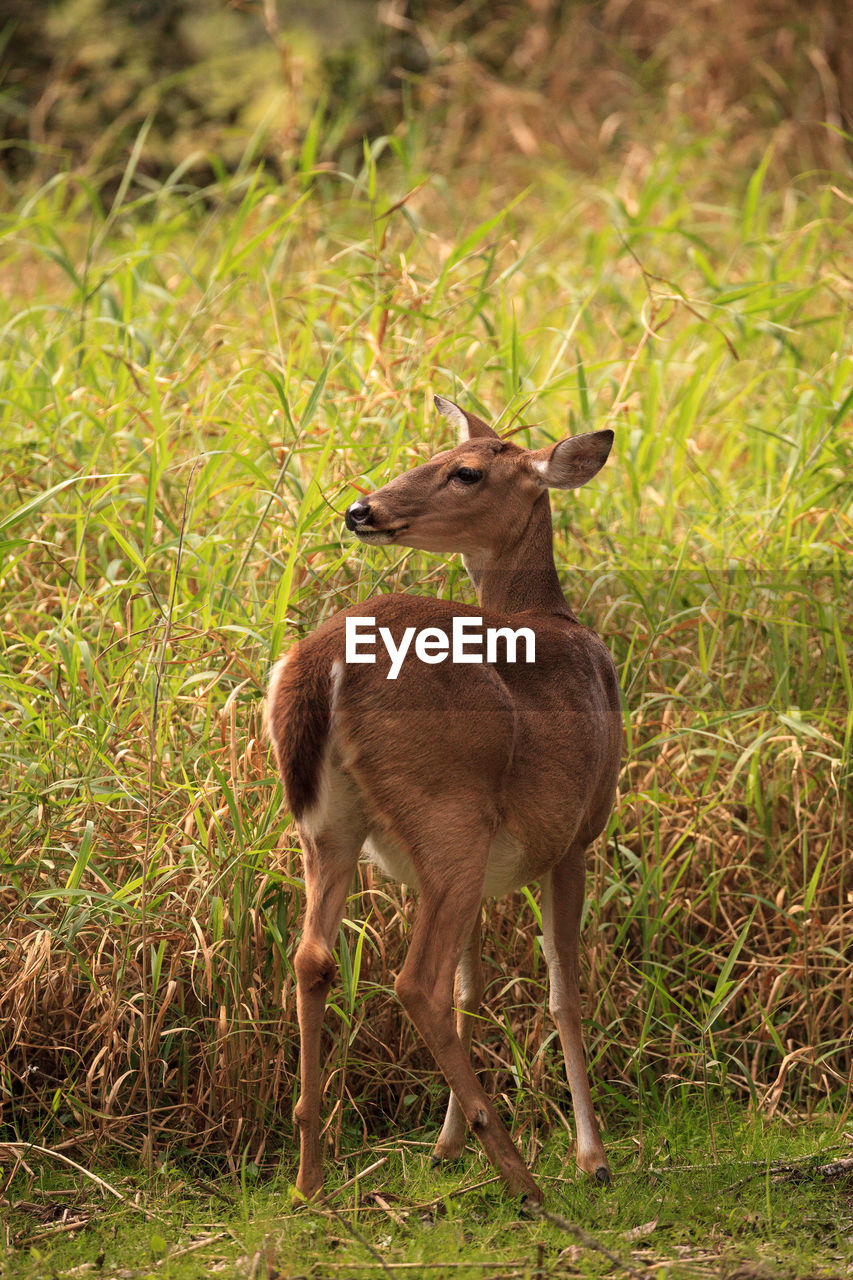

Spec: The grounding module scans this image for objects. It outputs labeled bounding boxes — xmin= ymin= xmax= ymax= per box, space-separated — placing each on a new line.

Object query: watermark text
xmin=345 ymin=616 xmax=535 ymax=679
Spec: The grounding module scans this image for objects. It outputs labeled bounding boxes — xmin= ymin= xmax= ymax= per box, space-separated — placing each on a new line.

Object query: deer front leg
xmin=395 ymin=858 xmax=541 ymax=1203
xmin=540 ymin=847 xmax=610 ymax=1183
xmin=432 ymin=911 xmax=484 ymax=1164
xmin=293 ymin=840 xmax=357 ymax=1200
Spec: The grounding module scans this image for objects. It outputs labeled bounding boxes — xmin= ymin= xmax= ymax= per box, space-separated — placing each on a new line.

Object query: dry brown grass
xmin=2 ymin=580 xmax=849 ymax=1165
xmin=401 ymin=0 xmax=853 ymax=178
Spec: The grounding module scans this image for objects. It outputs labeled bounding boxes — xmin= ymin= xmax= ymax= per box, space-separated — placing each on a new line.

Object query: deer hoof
xmin=431 ymin=1141 xmax=465 ymax=1166
xmin=594 ymin=1165 xmax=611 ymax=1186
xmin=519 ymin=1187 xmax=545 ymax=1213
xmin=292 ymin=1179 xmax=324 ymax=1208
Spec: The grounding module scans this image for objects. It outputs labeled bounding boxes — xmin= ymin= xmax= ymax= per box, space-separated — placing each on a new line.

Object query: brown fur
xmin=274 ymin=595 xmax=619 ymax=865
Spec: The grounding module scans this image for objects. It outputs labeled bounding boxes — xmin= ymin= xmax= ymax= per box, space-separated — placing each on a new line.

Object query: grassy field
xmin=3 ymin=1108 xmax=853 ymax=1278
xmin=1 ymin=96 xmax=852 ymax=1277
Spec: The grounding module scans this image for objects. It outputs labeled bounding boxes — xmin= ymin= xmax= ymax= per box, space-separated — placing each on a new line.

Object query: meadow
xmin=1 ymin=74 xmax=852 ymax=1277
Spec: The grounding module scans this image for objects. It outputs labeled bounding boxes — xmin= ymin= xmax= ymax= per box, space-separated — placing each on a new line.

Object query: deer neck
xmin=463 ymin=492 xmax=575 ymax=619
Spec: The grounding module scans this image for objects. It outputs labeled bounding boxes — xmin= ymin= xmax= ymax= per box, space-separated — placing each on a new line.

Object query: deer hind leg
xmin=394 ymin=832 xmax=541 ymax=1203
xmin=432 ymin=911 xmax=484 ymax=1164
xmin=540 ymin=845 xmax=610 ymax=1183
xmin=293 ymin=828 xmax=362 ymax=1200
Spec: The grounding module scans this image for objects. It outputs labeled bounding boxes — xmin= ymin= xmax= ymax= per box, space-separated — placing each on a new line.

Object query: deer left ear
xmin=433 ymin=394 xmax=499 ymax=443
xmin=530 ymin=429 xmax=614 ymax=490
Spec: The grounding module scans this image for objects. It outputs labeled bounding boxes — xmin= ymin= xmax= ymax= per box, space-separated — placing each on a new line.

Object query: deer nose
xmin=345 ymin=500 xmax=373 ymax=531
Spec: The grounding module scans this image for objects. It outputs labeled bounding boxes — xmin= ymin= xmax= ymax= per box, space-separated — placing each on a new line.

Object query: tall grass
xmin=0 ymin=128 xmax=850 ymax=1166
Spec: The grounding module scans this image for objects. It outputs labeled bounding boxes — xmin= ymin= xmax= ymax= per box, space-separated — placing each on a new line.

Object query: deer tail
xmin=265 ymin=644 xmax=334 ymax=821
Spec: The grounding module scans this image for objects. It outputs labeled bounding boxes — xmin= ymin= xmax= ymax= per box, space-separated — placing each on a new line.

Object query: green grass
xmin=0 ymin=106 xmax=851 ymax=1276
xmin=4 ymin=1106 xmax=852 ymax=1279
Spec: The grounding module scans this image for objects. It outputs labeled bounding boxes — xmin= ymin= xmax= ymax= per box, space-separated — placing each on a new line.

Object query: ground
xmin=4 ymin=1109 xmax=852 ymax=1279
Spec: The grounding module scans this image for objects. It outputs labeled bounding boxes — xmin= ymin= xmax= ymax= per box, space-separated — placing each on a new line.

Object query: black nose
xmin=345 ymin=500 xmax=373 ymax=531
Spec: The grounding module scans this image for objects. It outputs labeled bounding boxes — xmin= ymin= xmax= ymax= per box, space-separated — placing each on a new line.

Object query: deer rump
xmin=267 ymin=593 xmax=620 ymax=898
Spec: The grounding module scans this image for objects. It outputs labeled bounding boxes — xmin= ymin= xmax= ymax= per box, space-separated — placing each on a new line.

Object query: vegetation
xmin=1 ymin=3 xmax=852 ymax=1275
xmin=4 ymin=1111 xmax=853 ymax=1277
xmin=3 ymin=0 xmax=852 ymax=181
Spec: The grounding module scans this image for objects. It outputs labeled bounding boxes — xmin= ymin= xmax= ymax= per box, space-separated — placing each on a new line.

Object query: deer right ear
xmin=530 ymin=429 xmax=614 ymax=489
xmin=433 ymin=394 xmax=498 ymax=443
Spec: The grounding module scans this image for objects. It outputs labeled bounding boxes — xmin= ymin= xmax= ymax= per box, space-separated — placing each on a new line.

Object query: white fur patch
xmin=483 ymin=825 xmax=528 ymax=897
xmin=329 ymin=657 xmax=343 ymax=718
xmin=363 ymin=831 xmax=419 ymax=886
xmin=263 ymin=650 xmax=291 ymax=742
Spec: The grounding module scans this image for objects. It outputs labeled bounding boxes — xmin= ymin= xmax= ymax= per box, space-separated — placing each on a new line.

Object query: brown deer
xmin=266 ymin=395 xmax=621 ymax=1204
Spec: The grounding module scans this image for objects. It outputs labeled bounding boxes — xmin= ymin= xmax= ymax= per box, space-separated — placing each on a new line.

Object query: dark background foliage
xmin=3 ymin=0 xmax=852 ymax=185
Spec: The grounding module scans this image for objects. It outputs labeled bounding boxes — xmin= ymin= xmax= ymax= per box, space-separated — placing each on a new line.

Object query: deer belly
xmin=483 ymin=826 xmax=528 ymax=897
xmin=362 ymin=825 xmax=528 ymax=899
xmin=362 ymin=832 xmax=418 ymax=887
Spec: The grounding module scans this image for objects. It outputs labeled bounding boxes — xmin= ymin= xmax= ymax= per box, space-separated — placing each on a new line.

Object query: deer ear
xmin=433 ymin=394 xmax=498 ymax=443
xmin=530 ymin=430 xmax=614 ymax=489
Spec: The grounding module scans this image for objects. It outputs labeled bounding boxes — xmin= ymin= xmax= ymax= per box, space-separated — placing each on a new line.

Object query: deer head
xmin=344 ymin=395 xmax=613 ymax=560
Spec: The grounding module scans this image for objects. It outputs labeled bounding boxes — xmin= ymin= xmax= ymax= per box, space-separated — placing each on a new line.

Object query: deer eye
xmin=454 ymin=467 xmax=482 ymax=485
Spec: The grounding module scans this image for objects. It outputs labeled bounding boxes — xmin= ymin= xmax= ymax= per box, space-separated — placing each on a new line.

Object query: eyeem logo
xmin=345 ymin=616 xmax=536 ymax=680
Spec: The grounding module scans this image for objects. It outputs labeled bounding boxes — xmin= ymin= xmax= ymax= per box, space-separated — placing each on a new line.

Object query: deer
xmin=265 ymin=394 xmax=622 ymax=1205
